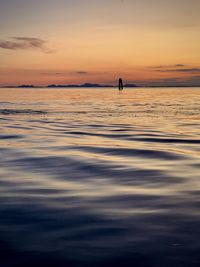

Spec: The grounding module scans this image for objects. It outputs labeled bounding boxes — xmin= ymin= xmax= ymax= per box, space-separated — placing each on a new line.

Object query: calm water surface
xmin=0 ymin=88 xmax=200 ymax=266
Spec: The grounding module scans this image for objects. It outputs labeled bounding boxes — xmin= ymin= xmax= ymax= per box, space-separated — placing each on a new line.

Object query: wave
xmin=135 ymin=137 xmax=200 ymax=144
xmin=0 ymin=109 xmax=47 ymax=115
xmin=1 ymin=88 xmax=200 ymax=266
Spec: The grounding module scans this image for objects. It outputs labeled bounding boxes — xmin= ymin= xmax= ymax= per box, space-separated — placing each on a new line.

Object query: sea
xmin=0 ymin=87 xmax=200 ymax=267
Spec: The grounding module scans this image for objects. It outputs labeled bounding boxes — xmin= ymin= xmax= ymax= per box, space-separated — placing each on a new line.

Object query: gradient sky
xmin=0 ymin=0 xmax=200 ymax=86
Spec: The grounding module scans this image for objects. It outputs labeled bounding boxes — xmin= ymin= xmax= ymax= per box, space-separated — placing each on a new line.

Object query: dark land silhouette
xmin=1 ymin=82 xmax=137 ymax=88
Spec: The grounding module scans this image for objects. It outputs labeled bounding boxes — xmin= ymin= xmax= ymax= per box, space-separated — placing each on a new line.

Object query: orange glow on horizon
xmin=0 ymin=1 xmax=200 ymax=86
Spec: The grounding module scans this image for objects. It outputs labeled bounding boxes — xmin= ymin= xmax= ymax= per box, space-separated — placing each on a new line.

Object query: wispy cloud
xmin=157 ymin=68 xmax=200 ymax=73
xmin=40 ymin=71 xmax=89 ymax=76
xmin=181 ymin=75 xmax=200 ymax=85
xmin=175 ymin=64 xmax=185 ymax=67
xmin=150 ymin=64 xmax=200 ymax=74
xmin=0 ymin=37 xmax=53 ymax=53
xmin=76 ymin=71 xmax=88 ymax=75
xmin=41 ymin=72 xmax=65 ymax=76
xmin=150 ymin=64 xmax=185 ymax=69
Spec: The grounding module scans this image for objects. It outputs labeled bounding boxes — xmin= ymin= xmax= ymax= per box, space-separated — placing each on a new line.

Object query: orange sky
xmin=0 ymin=0 xmax=200 ymax=86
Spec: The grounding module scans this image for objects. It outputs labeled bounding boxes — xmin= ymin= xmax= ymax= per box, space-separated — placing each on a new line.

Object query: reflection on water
xmin=0 ymin=88 xmax=200 ymax=267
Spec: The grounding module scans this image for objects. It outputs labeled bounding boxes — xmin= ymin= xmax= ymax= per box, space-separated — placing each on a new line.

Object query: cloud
xmin=150 ymin=64 xmax=200 ymax=73
xmin=41 ymin=72 xmax=65 ymax=76
xmin=76 ymin=71 xmax=88 ymax=75
xmin=136 ymin=75 xmax=200 ymax=87
xmin=181 ymin=75 xmax=200 ymax=85
xmin=41 ymin=71 xmax=89 ymax=76
xmin=157 ymin=68 xmax=200 ymax=73
xmin=151 ymin=64 xmax=185 ymax=69
xmin=0 ymin=37 xmax=53 ymax=53
xmin=141 ymin=77 xmax=182 ymax=87
xmin=74 ymin=71 xmax=109 ymax=76
xmin=175 ymin=64 xmax=185 ymax=67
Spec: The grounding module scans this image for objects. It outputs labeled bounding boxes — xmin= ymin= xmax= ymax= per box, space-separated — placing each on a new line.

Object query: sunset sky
xmin=0 ymin=0 xmax=200 ymax=86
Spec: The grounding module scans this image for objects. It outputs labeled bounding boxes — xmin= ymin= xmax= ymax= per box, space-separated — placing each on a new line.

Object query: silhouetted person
xmin=118 ymin=78 xmax=123 ymax=91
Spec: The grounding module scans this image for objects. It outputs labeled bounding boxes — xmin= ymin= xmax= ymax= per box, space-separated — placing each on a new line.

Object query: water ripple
xmin=0 ymin=109 xmax=47 ymax=115
xmin=1 ymin=88 xmax=200 ymax=267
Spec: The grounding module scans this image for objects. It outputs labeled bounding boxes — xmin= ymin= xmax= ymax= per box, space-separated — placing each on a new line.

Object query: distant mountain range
xmin=1 ymin=83 xmax=199 ymax=88
xmin=15 ymin=83 xmax=138 ymax=88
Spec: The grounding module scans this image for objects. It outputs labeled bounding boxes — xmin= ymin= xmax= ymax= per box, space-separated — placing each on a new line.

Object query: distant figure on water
xmin=118 ymin=78 xmax=123 ymax=91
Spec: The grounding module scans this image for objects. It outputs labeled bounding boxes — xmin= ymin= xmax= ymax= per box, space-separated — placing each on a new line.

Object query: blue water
xmin=0 ymin=88 xmax=200 ymax=267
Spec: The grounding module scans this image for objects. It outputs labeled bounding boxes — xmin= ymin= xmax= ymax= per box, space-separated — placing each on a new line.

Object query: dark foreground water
xmin=0 ymin=88 xmax=200 ymax=267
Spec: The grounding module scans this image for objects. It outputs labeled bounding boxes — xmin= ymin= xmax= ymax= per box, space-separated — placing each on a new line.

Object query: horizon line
xmin=1 ymin=84 xmax=200 ymax=89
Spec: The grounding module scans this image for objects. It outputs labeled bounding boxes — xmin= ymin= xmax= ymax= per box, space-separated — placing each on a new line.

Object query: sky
xmin=0 ymin=0 xmax=200 ymax=86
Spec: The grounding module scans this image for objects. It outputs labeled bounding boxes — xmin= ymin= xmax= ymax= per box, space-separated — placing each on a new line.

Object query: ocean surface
xmin=0 ymin=87 xmax=200 ymax=267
